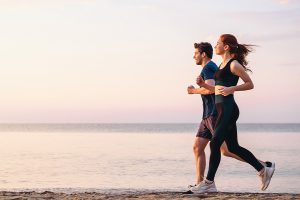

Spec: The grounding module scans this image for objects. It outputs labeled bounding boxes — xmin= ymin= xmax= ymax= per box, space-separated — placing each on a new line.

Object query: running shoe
xmin=191 ymin=180 xmax=217 ymax=193
xmin=259 ymin=166 xmax=275 ymax=191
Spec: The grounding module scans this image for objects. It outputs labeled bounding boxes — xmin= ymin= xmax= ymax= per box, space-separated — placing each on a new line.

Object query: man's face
xmin=193 ymin=48 xmax=203 ymax=65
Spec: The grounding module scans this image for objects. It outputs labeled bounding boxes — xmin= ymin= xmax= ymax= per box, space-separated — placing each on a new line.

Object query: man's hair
xmin=194 ymin=42 xmax=213 ymax=59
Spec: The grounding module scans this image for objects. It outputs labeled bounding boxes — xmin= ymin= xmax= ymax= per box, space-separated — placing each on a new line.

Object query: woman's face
xmin=214 ymin=38 xmax=226 ymax=55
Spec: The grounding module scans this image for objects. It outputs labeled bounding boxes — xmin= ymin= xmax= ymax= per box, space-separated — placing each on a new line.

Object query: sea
xmin=0 ymin=123 xmax=299 ymax=194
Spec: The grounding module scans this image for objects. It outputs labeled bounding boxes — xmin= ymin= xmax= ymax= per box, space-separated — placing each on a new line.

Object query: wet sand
xmin=0 ymin=191 xmax=299 ymax=200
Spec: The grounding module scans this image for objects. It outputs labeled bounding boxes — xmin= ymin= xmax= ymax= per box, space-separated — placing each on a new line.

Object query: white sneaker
xmin=187 ymin=184 xmax=196 ymax=190
xmin=270 ymin=162 xmax=275 ymax=169
xmin=191 ymin=180 xmax=217 ymax=193
xmin=259 ymin=165 xmax=275 ymax=191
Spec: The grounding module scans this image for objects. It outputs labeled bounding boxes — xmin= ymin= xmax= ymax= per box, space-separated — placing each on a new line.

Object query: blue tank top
xmin=214 ymin=59 xmax=239 ymax=103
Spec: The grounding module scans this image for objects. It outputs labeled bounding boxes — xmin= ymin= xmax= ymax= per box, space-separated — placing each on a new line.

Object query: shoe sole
xmin=192 ymin=188 xmax=217 ymax=193
xmin=262 ymin=163 xmax=275 ymax=191
xmin=206 ymin=188 xmax=217 ymax=193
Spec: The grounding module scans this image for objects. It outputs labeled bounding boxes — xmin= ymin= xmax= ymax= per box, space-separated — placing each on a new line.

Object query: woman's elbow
xmin=249 ymin=82 xmax=254 ymax=90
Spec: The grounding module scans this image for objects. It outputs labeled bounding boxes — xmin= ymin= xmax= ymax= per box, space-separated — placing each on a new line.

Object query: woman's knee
xmin=210 ymin=137 xmax=222 ymax=150
xmin=226 ymin=143 xmax=240 ymax=154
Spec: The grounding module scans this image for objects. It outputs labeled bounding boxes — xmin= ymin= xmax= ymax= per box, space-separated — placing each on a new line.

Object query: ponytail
xmin=235 ymin=44 xmax=254 ymax=72
xmin=221 ymin=34 xmax=255 ymax=72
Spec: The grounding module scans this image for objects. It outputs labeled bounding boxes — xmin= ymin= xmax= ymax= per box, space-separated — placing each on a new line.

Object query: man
xmin=187 ymin=42 xmax=219 ymax=189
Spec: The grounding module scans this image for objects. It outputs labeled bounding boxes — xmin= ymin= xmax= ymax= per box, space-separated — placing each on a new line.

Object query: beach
xmin=0 ymin=124 xmax=299 ymax=196
xmin=0 ymin=191 xmax=299 ymax=200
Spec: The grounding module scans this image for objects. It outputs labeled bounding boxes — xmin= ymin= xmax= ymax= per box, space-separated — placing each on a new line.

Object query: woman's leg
xmin=206 ymin=103 xmax=232 ymax=181
xmin=220 ymin=143 xmax=269 ymax=167
xmin=224 ymin=102 xmax=264 ymax=172
xmin=223 ymin=104 xmax=274 ymax=191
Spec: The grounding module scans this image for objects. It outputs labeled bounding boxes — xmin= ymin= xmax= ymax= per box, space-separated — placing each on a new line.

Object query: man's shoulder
xmin=206 ymin=61 xmax=218 ymax=71
xmin=203 ymin=61 xmax=218 ymax=73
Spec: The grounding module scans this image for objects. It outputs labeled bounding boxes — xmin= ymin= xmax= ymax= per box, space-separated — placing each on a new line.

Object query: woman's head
xmin=215 ymin=34 xmax=254 ymax=70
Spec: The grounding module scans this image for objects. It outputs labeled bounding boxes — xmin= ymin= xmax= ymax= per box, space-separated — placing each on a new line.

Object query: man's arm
xmin=197 ymin=76 xmax=215 ymax=93
xmin=187 ymin=79 xmax=215 ymax=95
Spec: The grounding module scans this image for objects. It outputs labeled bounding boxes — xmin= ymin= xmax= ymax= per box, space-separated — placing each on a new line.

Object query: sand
xmin=0 ymin=191 xmax=299 ymax=200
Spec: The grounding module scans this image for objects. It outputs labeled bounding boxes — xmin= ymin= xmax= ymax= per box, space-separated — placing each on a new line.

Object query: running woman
xmin=187 ymin=42 xmax=273 ymax=192
xmin=195 ymin=34 xmax=275 ymax=193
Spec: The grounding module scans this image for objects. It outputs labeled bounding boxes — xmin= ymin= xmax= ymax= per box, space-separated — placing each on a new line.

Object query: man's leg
xmin=193 ymin=137 xmax=209 ymax=184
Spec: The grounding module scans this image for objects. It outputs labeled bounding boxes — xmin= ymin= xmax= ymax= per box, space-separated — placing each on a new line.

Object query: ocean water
xmin=0 ymin=123 xmax=299 ymax=194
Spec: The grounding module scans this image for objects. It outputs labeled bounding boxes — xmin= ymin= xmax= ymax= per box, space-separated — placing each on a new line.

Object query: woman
xmin=194 ymin=34 xmax=275 ymax=193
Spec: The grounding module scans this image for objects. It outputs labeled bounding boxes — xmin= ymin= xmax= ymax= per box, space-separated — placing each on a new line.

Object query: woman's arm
xmin=218 ymin=61 xmax=254 ymax=96
xmin=231 ymin=61 xmax=254 ymax=91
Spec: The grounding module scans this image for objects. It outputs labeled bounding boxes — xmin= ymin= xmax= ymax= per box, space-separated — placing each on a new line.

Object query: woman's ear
xmin=224 ymin=44 xmax=229 ymax=51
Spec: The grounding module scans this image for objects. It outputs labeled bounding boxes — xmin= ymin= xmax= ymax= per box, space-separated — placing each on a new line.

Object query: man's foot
xmin=187 ymin=183 xmax=197 ymax=190
xmin=191 ymin=180 xmax=217 ymax=193
xmin=259 ymin=165 xmax=275 ymax=191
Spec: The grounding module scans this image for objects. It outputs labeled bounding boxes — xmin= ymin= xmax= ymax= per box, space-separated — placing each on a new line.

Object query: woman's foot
xmin=259 ymin=165 xmax=275 ymax=191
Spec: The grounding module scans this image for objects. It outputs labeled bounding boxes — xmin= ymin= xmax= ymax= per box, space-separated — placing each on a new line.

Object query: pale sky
xmin=0 ymin=0 xmax=299 ymax=123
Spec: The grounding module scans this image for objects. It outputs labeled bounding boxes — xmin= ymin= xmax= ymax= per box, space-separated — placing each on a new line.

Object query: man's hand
xmin=187 ymin=85 xmax=195 ymax=94
xmin=196 ymin=76 xmax=205 ymax=87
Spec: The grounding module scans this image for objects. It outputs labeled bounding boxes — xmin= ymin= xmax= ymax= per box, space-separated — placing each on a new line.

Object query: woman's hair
xmin=220 ymin=34 xmax=254 ymax=72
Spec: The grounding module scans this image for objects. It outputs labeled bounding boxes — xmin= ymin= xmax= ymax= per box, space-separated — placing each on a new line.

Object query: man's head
xmin=193 ymin=42 xmax=213 ymax=65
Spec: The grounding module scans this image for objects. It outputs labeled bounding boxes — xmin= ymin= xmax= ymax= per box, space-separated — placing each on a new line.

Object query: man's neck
xmin=201 ymin=59 xmax=211 ymax=68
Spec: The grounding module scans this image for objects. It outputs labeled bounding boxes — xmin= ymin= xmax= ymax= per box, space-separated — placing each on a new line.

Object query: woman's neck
xmin=221 ymin=53 xmax=233 ymax=67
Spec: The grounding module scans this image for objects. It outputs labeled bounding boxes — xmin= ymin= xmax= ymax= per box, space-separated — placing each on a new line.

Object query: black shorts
xmin=196 ymin=115 xmax=216 ymax=140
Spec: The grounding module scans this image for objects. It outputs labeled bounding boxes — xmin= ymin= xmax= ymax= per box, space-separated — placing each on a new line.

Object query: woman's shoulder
xmin=229 ymin=59 xmax=246 ymax=75
xmin=230 ymin=60 xmax=243 ymax=70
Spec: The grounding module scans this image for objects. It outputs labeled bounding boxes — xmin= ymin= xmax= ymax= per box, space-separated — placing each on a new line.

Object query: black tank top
xmin=214 ymin=59 xmax=239 ymax=87
xmin=214 ymin=59 xmax=239 ymax=103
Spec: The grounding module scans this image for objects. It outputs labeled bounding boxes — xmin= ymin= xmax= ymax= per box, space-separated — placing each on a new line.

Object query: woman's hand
xmin=196 ymin=76 xmax=205 ymax=87
xmin=218 ymin=86 xmax=235 ymax=96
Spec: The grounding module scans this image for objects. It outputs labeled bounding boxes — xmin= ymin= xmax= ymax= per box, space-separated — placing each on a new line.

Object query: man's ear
xmin=201 ymin=52 xmax=207 ymax=58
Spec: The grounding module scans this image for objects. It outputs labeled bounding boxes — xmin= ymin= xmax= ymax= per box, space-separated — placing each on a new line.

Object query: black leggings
xmin=206 ymin=98 xmax=264 ymax=181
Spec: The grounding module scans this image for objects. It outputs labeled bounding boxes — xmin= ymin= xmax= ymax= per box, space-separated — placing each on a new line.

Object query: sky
xmin=0 ymin=0 xmax=299 ymax=123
